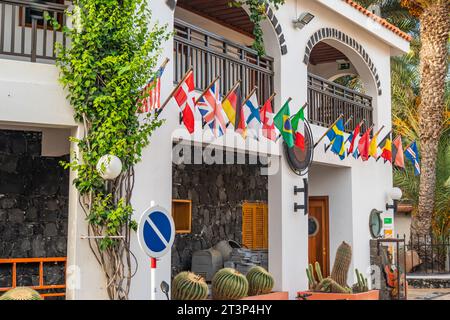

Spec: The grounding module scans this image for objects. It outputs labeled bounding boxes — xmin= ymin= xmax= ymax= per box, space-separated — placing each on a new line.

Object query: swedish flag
xmin=328 ymin=118 xmax=345 ymax=158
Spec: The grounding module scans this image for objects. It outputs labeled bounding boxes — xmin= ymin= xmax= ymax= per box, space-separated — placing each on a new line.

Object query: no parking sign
xmin=137 ymin=205 xmax=175 ymax=259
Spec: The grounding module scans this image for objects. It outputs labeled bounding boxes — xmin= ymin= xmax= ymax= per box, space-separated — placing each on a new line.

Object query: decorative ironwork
xmin=307 ymin=73 xmax=373 ymax=133
xmin=174 ymin=19 xmax=274 ymax=106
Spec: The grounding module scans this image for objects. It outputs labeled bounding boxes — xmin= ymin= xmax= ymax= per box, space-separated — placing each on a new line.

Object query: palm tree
xmin=399 ymin=0 xmax=450 ymax=237
xmin=356 ymin=0 xmax=450 ymax=238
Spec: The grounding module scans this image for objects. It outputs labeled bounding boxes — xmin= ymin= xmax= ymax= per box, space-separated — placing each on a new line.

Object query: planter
xmin=297 ymin=290 xmax=379 ymax=300
xmin=242 ymin=292 xmax=289 ymax=300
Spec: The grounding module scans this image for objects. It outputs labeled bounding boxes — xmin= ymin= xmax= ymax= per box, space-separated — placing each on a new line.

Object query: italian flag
xmin=291 ymin=107 xmax=305 ymax=150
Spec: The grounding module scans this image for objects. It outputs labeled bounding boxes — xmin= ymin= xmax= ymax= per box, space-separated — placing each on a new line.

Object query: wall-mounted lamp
xmin=385 ymin=187 xmax=402 ymax=213
xmin=293 ymin=12 xmax=315 ymax=29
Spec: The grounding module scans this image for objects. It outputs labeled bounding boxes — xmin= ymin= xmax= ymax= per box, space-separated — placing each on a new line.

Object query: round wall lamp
xmin=386 ymin=187 xmax=402 ymax=214
xmin=96 ymin=154 xmax=123 ymax=180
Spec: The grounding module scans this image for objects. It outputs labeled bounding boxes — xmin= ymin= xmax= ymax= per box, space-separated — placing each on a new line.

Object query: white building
xmin=0 ymin=0 xmax=410 ymax=299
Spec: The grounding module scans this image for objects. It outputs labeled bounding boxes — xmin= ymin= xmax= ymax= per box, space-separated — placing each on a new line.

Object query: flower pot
xmin=297 ymin=290 xmax=379 ymax=300
xmin=242 ymin=292 xmax=289 ymax=300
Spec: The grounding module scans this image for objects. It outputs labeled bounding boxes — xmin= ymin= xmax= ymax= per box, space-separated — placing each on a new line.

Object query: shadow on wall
xmin=171 ymin=158 xmax=268 ymax=278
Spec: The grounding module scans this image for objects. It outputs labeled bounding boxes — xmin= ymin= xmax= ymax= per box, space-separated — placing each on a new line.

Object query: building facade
xmin=0 ymin=0 xmax=410 ymax=299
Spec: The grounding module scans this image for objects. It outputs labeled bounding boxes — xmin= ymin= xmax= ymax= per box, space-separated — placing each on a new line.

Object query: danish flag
xmin=173 ymin=70 xmax=196 ymax=133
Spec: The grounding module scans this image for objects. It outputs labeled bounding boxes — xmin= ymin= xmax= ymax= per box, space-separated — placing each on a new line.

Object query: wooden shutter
xmin=242 ymin=203 xmax=254 ymax=248
xmin=242 ymin=202 xmax=268 ymax=249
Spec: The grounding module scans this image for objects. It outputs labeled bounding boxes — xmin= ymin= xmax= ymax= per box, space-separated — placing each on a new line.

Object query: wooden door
xmin=308 ymin=196 xmax=330 ymax=277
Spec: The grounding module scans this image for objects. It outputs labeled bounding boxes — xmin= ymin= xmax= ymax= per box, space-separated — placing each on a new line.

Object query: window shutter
xmin=242 ymin=203 xmax=254 ymax=248
xmin=242 ymin=202 xmax=268 ymax=249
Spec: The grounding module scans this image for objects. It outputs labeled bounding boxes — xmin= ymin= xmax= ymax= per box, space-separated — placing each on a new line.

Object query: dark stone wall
xmin=0 ymin=130 xmax=69 ymax=288
xmin=171 ymin=161 xmax=268 ymax=277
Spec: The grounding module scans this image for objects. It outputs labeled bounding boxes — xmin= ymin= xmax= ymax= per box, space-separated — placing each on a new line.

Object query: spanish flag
xmin=274 ymin=99 xmax=294 ymax=148
xmin=380 ymin=135 xmax=392 ymax=163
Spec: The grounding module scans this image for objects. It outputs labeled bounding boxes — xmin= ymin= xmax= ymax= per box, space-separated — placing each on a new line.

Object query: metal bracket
xmin=294 ymin=178 xmax=308 ymax=215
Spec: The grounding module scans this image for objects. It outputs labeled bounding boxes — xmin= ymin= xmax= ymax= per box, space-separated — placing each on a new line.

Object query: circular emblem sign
xmin=284 ymin=120 xmax=314 ymax=176
xmin=137 ymin=205 xmax=175 ymax=259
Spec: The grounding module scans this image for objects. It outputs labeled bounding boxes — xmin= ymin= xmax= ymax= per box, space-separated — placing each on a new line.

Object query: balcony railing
xmin=307 ymin=73 xmax=373 ymax=133
xmin=0 ymin=0 xmax=68 ymax=62
xmin=174 ymin=19 xmax=274 ymax=105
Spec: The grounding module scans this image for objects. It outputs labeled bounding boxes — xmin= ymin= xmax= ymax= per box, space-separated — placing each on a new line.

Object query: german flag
xmin=222 ymin=82 xmax=243 ymax=129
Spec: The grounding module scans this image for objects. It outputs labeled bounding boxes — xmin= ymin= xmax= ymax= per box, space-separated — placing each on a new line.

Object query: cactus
xmin=315 ymin=262 xmax=323 ymax=282
xmin=317 ymin=278 xmax=352 ymax=294
xmin=246 ymin=266 xmax=274 ymax=296
xmin=306 ymin=263 xmax=317 ymax=289
xmin=0 ymin=287 xmax=43 ymax=300
xmin=171 ymin=271 xmax=209 ymax=300
xmin=330 ymin=241 xmax=352 ymax=288
xmin=352 ymin=269 xmax=369 ymax=293
xmin=212 ymin=268 xmax=248 ymax=300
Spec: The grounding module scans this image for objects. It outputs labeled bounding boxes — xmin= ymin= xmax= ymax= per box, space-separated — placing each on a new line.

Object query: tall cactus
xmin=330 ymin=241 xmax=352 ymax=287
xmin=171 ymin=272 xmax=209 ymax=300
xmin=212 ymin=268 xmax=248 ymax=300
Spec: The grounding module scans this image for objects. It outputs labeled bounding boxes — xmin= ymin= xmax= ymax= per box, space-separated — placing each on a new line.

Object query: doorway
xmin=308 ymin=196 xmax=330 ymax=277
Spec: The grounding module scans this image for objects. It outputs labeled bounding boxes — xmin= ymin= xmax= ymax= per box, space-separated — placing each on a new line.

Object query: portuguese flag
xmin=291 ymin=107 xmax=305 ymax=150
xmin=274 ymin=99 xmax=294 ymax=148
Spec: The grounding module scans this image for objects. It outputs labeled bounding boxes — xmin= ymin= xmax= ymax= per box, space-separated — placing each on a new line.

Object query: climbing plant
xmin=229 ymin=0 xmax=285 ymax=56
xmin=53 ymin=0 xmax=169 ymax=299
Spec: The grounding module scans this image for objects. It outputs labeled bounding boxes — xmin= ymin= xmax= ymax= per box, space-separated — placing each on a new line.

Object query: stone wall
xmin=171 ymin=158 xmax=268 ymax=277
xmin=0 ymin=130 xmax=69 ymax=289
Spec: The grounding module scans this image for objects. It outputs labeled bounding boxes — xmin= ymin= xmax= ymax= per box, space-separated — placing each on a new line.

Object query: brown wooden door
xmin=308 ymin=196 xmax=330 ymax=277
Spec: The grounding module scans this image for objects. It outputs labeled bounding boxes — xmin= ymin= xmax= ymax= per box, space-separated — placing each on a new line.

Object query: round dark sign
xmin=284 ymin=120 xmax=314 ymax=176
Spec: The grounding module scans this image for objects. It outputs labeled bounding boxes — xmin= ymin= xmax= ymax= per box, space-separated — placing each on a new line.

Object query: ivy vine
xmin=229 ymin=0 xmax=285 ymax=56
xmin=52 ymin=0 xmax=170 ymax=299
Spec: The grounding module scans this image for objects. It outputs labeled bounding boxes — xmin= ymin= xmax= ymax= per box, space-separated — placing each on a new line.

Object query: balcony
xmin=0 ymin=0 xmax=68 ymax=62
xmin=174 ymin=19 xmax=274 ymax=105
xmin=307 ymin=73 xmax=373 ymax=133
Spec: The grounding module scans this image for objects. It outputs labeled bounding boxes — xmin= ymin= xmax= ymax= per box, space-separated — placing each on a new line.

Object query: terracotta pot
xmin=297 ymin=290 xmax=379 ymax=300
xmin=242 ymin=292 xmax=289 ymax=300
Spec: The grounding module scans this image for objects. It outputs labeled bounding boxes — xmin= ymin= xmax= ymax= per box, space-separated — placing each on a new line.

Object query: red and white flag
xmin=260 ymin=98 xmax=276 ymax=141
xmin=173 ymin=70 xmax=196 ymax=133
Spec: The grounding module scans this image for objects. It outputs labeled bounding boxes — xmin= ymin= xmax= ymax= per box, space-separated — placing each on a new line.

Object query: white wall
xmin=309 ymin=164 xmax=354 ymax=282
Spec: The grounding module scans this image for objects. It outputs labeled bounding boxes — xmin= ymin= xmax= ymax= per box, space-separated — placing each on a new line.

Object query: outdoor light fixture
xmin=96 ymin=154 xmax=123 ymax=180
xmin=293 ymin=12 xmax=315 ymax=29
xmin=385 ymin=187 xmax=402 ymax=213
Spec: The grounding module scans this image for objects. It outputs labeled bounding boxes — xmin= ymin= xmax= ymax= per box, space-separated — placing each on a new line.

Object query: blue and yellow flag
xmin=328 ymin=118 xmax=345 ymax=158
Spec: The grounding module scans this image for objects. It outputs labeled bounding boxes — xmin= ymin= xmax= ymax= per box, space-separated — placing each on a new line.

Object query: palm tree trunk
xmin=411 ymin=2 xmax=450 ymax=238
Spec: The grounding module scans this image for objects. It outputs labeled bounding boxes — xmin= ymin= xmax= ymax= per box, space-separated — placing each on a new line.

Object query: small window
xmin=172 ymin=199 xmax=192 ymax=234
xmin=19 ymin=1 xmax=65 ymax=30
xmin=242 ymin=202 xmax=268 ymax=249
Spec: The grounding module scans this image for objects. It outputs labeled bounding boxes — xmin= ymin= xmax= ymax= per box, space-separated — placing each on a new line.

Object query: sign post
xmin=137 ymin=205 xmax=175 ymax=300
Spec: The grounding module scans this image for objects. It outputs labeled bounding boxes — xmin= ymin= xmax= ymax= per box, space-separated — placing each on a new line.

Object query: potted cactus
xmin=0 ymin=287 xmax=43 ymax=300
xmin=171 ymin=271 xmax=209 ymax=300
xmin=212 ymin=268 xmax=249 ymax=300
xmin=298 ymin=241 xmax=379 ymax=300
xmin=241 ymin=266 xmax=288 ymax=300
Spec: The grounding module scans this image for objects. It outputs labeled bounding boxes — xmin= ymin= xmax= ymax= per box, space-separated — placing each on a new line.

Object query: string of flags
xmin=137 ymin=59 xmax=421 ymax=175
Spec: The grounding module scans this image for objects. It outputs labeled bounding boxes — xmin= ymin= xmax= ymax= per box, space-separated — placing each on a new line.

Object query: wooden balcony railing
xmin=307 ymin=73 xmax=373 ymax=133
xmin=0 ymin=257 xmax=67 ymax=299
xmin=0 ymin=0 xmax=68 ymax=62
xmin=174 ymin=19 xmax=274 ymax=105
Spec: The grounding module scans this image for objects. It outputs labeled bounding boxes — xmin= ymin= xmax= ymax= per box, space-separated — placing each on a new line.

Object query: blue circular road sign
xmin=137 ymin=205 xmax=175 ymax=258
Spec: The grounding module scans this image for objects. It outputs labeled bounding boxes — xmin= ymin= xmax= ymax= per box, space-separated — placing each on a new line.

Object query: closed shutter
xmin=242 ymin=202 xmax=268 ymax=249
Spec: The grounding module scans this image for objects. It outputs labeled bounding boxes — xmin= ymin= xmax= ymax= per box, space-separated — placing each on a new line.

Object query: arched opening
xmin=306 ymin=39 xmax=377 ymax=133
xmin=173 ymin=0 xmax=276 ymax=103
xmin=170 ymin=1 xmax=282 ymax=285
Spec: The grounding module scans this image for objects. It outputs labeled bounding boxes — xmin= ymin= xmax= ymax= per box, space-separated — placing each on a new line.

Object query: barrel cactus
xmin=171 ymin=271 xmax=209 ymax=300
xmin=246 ymin=266 xmax=274 ymax=296
xmin=0 ymin=287 xmax=42 ymax=300
xmin=212 ymin=268 xmax=248 ymax=300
